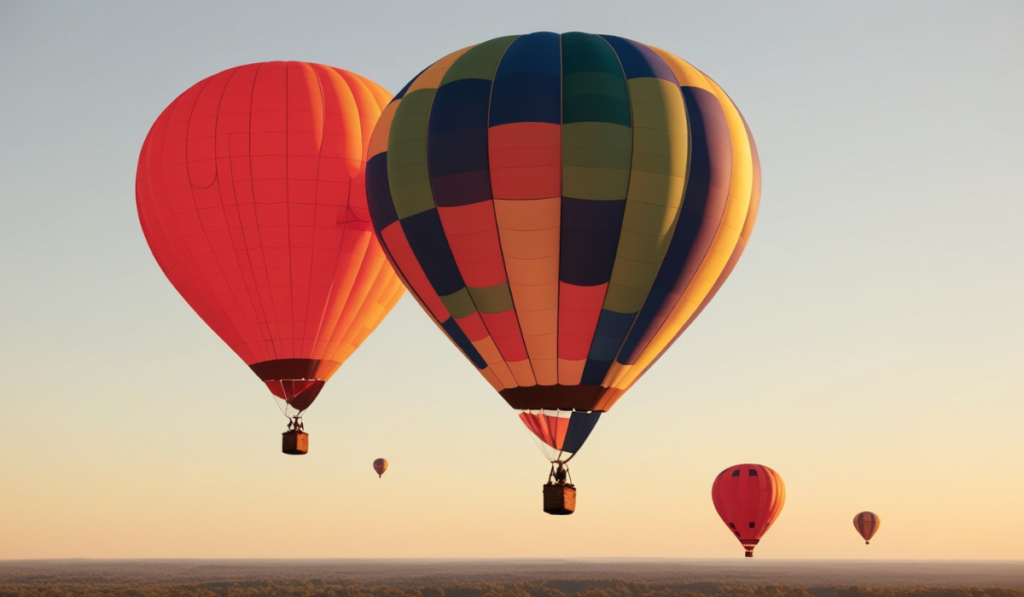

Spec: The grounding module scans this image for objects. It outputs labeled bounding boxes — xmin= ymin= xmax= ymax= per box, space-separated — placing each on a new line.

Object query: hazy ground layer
xmin=2 ymin=560 xmax=1023 ymax=596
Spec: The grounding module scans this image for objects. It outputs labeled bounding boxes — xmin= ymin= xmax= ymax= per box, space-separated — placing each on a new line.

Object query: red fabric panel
xmin=489 ymin=123 xmax=561 ymax=200
xmin=481 ymin=309 xmax=529 ymax=362
xmin=455 ymin=311 xmax=490 ymax=342
xmin=557 ymin=282 xmax=607 ymax=360
xmin=437 ymin=203 xmax=507 ymax=288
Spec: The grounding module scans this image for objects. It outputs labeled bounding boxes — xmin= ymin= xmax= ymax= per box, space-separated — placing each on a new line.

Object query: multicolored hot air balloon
xmin=136 ymin=62 xmax=405 ymax=453
xmin=854 ymin=511 xmax=880 ymax=544
xmin=366 ymin=32 xmax=760 ymax=510
xmin=712 ymin=464 xmax=786 ymax=557
xmin=373 ymin=458 xmax=388 ymax=478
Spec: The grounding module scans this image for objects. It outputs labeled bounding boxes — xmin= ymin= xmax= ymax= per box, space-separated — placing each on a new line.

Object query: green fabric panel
xmin=441 ymin=36 xmax=519 ymax=84
xmin=602 ymin=76 xmax=691 ymax=314
xmin=387 ymin=88 xmax=438 ymax=219
xmin=561 ymin=32 xmax=631 ymax=126
xmin=440 ymin=287 xmax=477 ymax=320
xmin=562 ymin=122 xmax=631 ymax=200
xmin=467 ymin=281 xmax=514 ymax=314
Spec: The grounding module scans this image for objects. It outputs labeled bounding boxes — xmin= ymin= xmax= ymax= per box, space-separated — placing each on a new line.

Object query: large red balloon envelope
xmin=136 ymin=62 xmax=405 ymax=446
xmin=711 ymin=464 xmax=786 ymax=557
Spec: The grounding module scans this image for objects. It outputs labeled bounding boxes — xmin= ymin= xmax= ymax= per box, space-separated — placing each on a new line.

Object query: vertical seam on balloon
xmin=299 ymin=63 xmax=332 ymax=362
xmin=209 ymin=65 xmax=274 ymax=363
xmin=284 ymin=62 xmax=296 ymax=362
xmin=482 ymin=36 xmax=540 ymax=391
xmin=178 ymin=73 xmax=242 ymax=354
xmin=247 ymin=62 xmax=279 ymax=361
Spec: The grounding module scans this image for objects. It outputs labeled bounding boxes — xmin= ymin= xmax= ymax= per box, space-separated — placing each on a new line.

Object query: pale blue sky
xmin=1 ymin=1 xmax=1022 ymax=558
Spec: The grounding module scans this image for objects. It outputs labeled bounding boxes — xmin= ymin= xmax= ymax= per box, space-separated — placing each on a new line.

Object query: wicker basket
xmin=282 ymin=430 xmax=308 ymax=455
xmin=543 ymin=483 xmax=576 ymax=515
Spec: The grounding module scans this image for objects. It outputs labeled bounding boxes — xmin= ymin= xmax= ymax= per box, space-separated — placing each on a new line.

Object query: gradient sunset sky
xmin=1 ymin=0 xmax=1022 ymax=559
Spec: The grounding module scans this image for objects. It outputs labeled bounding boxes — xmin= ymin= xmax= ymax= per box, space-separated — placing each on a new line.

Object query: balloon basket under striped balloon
xmin=543 ymin=483 xmax=576 ymax=515
xmin=282 ymin=430 xmax=308 ymax=455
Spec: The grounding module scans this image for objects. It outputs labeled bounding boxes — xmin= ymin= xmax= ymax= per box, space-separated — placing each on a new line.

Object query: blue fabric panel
xmin=561 ymin=411 xmax=602 ymax=454
xmin=365 ymin=153 xmax=398 ymax=231
xmin=428 ymin=128 xmax=490 ymax=178
xmin=428 ymin=78 xmax=492 ymax=135
xmin=559 ymin=197 xmax=626 ymax=286
xmin=599 ymin=35 xmax=678 ymax=83
xmin=580 ymin=309 xmax=637 ymax=383
xmin=441 ymin=316 xmax=488 ymax=369
xmin=400 ymin=209 xmax=465 ymax=297
xmin=616 ymin=86 xmax=721 ymax=365
xmin=489 ymin=32 xmax=562 ymax=126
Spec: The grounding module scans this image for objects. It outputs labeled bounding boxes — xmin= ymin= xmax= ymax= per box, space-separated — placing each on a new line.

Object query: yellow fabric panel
xmin=368 ymin=101 xmax=399 ymax=159
xmin=493 ymin=198 xmax=560 ymax=385
xmin=605 ymin=54 xmax=755 ymax=392
xmin=406 ymin=46 xmax=474 ymax=94
xmin=562 ymin=122 xmax=632 ymax=200
xmin=601 ymin=77 xmax=689 ymax=315
xmin=558 ymin=358 xmax=586 ymax=386
xmin=480 ymin=367 xmax=507 ymax=392
xmin=507 ymin=359 xmax=538 ymax=387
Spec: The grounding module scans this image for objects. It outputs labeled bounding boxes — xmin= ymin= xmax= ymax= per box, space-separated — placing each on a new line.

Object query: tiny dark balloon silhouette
xmin=374 ymin=458 xmax=388 ymax=478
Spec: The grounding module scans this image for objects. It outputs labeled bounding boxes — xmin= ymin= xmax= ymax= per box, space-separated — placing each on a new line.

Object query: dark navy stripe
xmin=599 ymin=35 xmax=678 ymax=83
xmin=365 ymin=153 xmax=398 ymax=231
xmin=441 ymin=317 xmax=488 ymax=369
xmin=427 ymin=78 xmax=493 ymax=207
xmin=559 ymin=198 xmax=626 ymax=286
xmin=400 ymin=209 xmax=465 ymax=297
xmin=489 ymin=32 xmax=562 ymax=126
xmin=580 ymin=309 xmax=637 ymax=384
xmin=561 ymin=411 xmax=601 ymax=454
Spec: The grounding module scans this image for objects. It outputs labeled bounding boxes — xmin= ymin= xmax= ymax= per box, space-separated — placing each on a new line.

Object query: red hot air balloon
xmin=711 ymin=464 xmax=786 ymax=557
xmin=136 ymin=62 xmax=405 ymax=453
xmin=854 ymin=511 xmax=880 ymax=544
xmin=373 ymin=458 xmax=388 ymax=478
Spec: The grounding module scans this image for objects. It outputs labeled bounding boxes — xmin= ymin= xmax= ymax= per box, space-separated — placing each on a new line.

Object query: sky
xmin=1 ymin=0 xmax=1023 ymax=560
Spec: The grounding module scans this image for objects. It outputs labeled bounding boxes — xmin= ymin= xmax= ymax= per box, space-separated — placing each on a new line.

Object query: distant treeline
xmin=1 ymin=581 xmax=1022 ymax=597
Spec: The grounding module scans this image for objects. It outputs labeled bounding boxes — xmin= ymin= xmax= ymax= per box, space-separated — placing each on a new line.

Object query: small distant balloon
xmin=854 ymin=511 xmax=880 ymax=544
xmin=711 ymin=464 xmax=786 ymax=557
xmin=373 ymin=458 xmax=388 ymax=478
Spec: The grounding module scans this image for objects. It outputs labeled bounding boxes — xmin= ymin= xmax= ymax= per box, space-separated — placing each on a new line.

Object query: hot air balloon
xmin=366 ymin=32 xmax=760 ymax=512
xmin=373 ymin=458 xmax=388 ymax=478
xmin=136 ymin=62 xmax=405 ymax=454
xmin=711 ymin=464 xmax=785 ymax=557
xmin=854 ymin=511 xmax=880 ymax=544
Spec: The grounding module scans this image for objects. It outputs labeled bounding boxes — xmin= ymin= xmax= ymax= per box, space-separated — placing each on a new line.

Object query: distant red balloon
xmin=711 ymin=464 xmax=786 ymax=557
xmin=373 ymin=458 xmax=388 ymax=478
xmin=854 ymin=511 xmax=880 ymax=544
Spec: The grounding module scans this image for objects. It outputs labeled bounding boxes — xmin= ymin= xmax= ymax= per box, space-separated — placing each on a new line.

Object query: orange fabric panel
xmin=489 ymin=123 xmax=562 ymax=199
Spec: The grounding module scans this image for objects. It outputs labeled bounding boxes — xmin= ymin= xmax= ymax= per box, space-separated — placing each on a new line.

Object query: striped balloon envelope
xmin=366 ymin=32 xmax=760 ymax=480
xmin=854 ymin=511 xmax=881 ymax=544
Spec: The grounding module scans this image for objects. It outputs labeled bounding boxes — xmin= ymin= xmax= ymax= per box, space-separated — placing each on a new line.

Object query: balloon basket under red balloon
xmin=282 ymin=430 xmax=308 ymax=455
xmin=543 ymin=483 xmax=576 ymax=515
